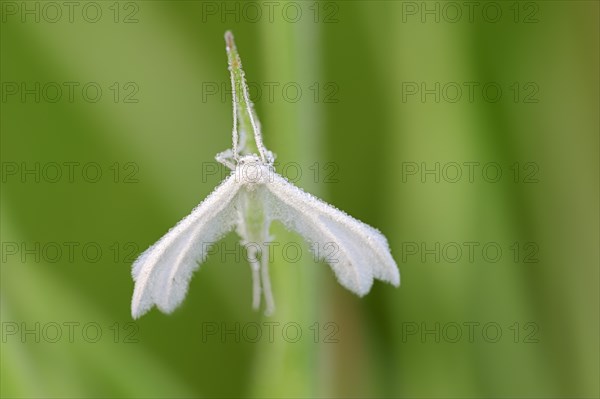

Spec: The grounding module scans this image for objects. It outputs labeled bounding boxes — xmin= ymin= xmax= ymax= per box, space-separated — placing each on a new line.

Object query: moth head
xmin=235 ymin=154 xmax=274 ymax=187
xmin=238 ymin=154 xmax=261 ymax=165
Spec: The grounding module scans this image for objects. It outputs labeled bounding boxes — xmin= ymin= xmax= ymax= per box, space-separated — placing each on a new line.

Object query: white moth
xmin=131 ymin=31 xmax=400 ymax=319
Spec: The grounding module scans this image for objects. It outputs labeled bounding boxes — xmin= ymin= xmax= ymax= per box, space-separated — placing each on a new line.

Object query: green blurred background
xmin=1 ymin=1 xmax=598 ymax=398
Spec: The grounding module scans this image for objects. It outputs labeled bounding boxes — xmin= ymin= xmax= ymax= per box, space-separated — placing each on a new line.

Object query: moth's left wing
xmin=262 ymin=173 xmax=399 ymax=296
xmin=131 ymin=174 xmax=242 ymax=318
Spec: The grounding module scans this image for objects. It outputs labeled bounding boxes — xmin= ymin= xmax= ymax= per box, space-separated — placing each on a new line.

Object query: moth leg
xmin=260 ymin=242 xmax=275 ymax=316
xmin=247 ymin=245 xmax=262 ymax=310
xmin=215 ymin=149 xmax=237 ymax=170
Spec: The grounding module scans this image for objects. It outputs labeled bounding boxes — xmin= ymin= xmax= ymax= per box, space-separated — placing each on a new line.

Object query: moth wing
xmin=131 ymin=174 xmax=242 ymax=318
xmin=262 ymin=173 xmax=399 ymax=296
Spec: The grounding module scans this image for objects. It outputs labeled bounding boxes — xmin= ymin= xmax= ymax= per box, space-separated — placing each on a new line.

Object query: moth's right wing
xmin=131 ymin=174 xmax=242 ymax=319
xmin=262 ymin=173 xmax=400 ymax=296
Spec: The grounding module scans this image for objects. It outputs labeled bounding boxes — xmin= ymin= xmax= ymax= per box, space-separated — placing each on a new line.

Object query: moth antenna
xmin=225 ymin=31 xmax=240 ymax=160
xmin=224 ymin=31 xmax=268 ymax=163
